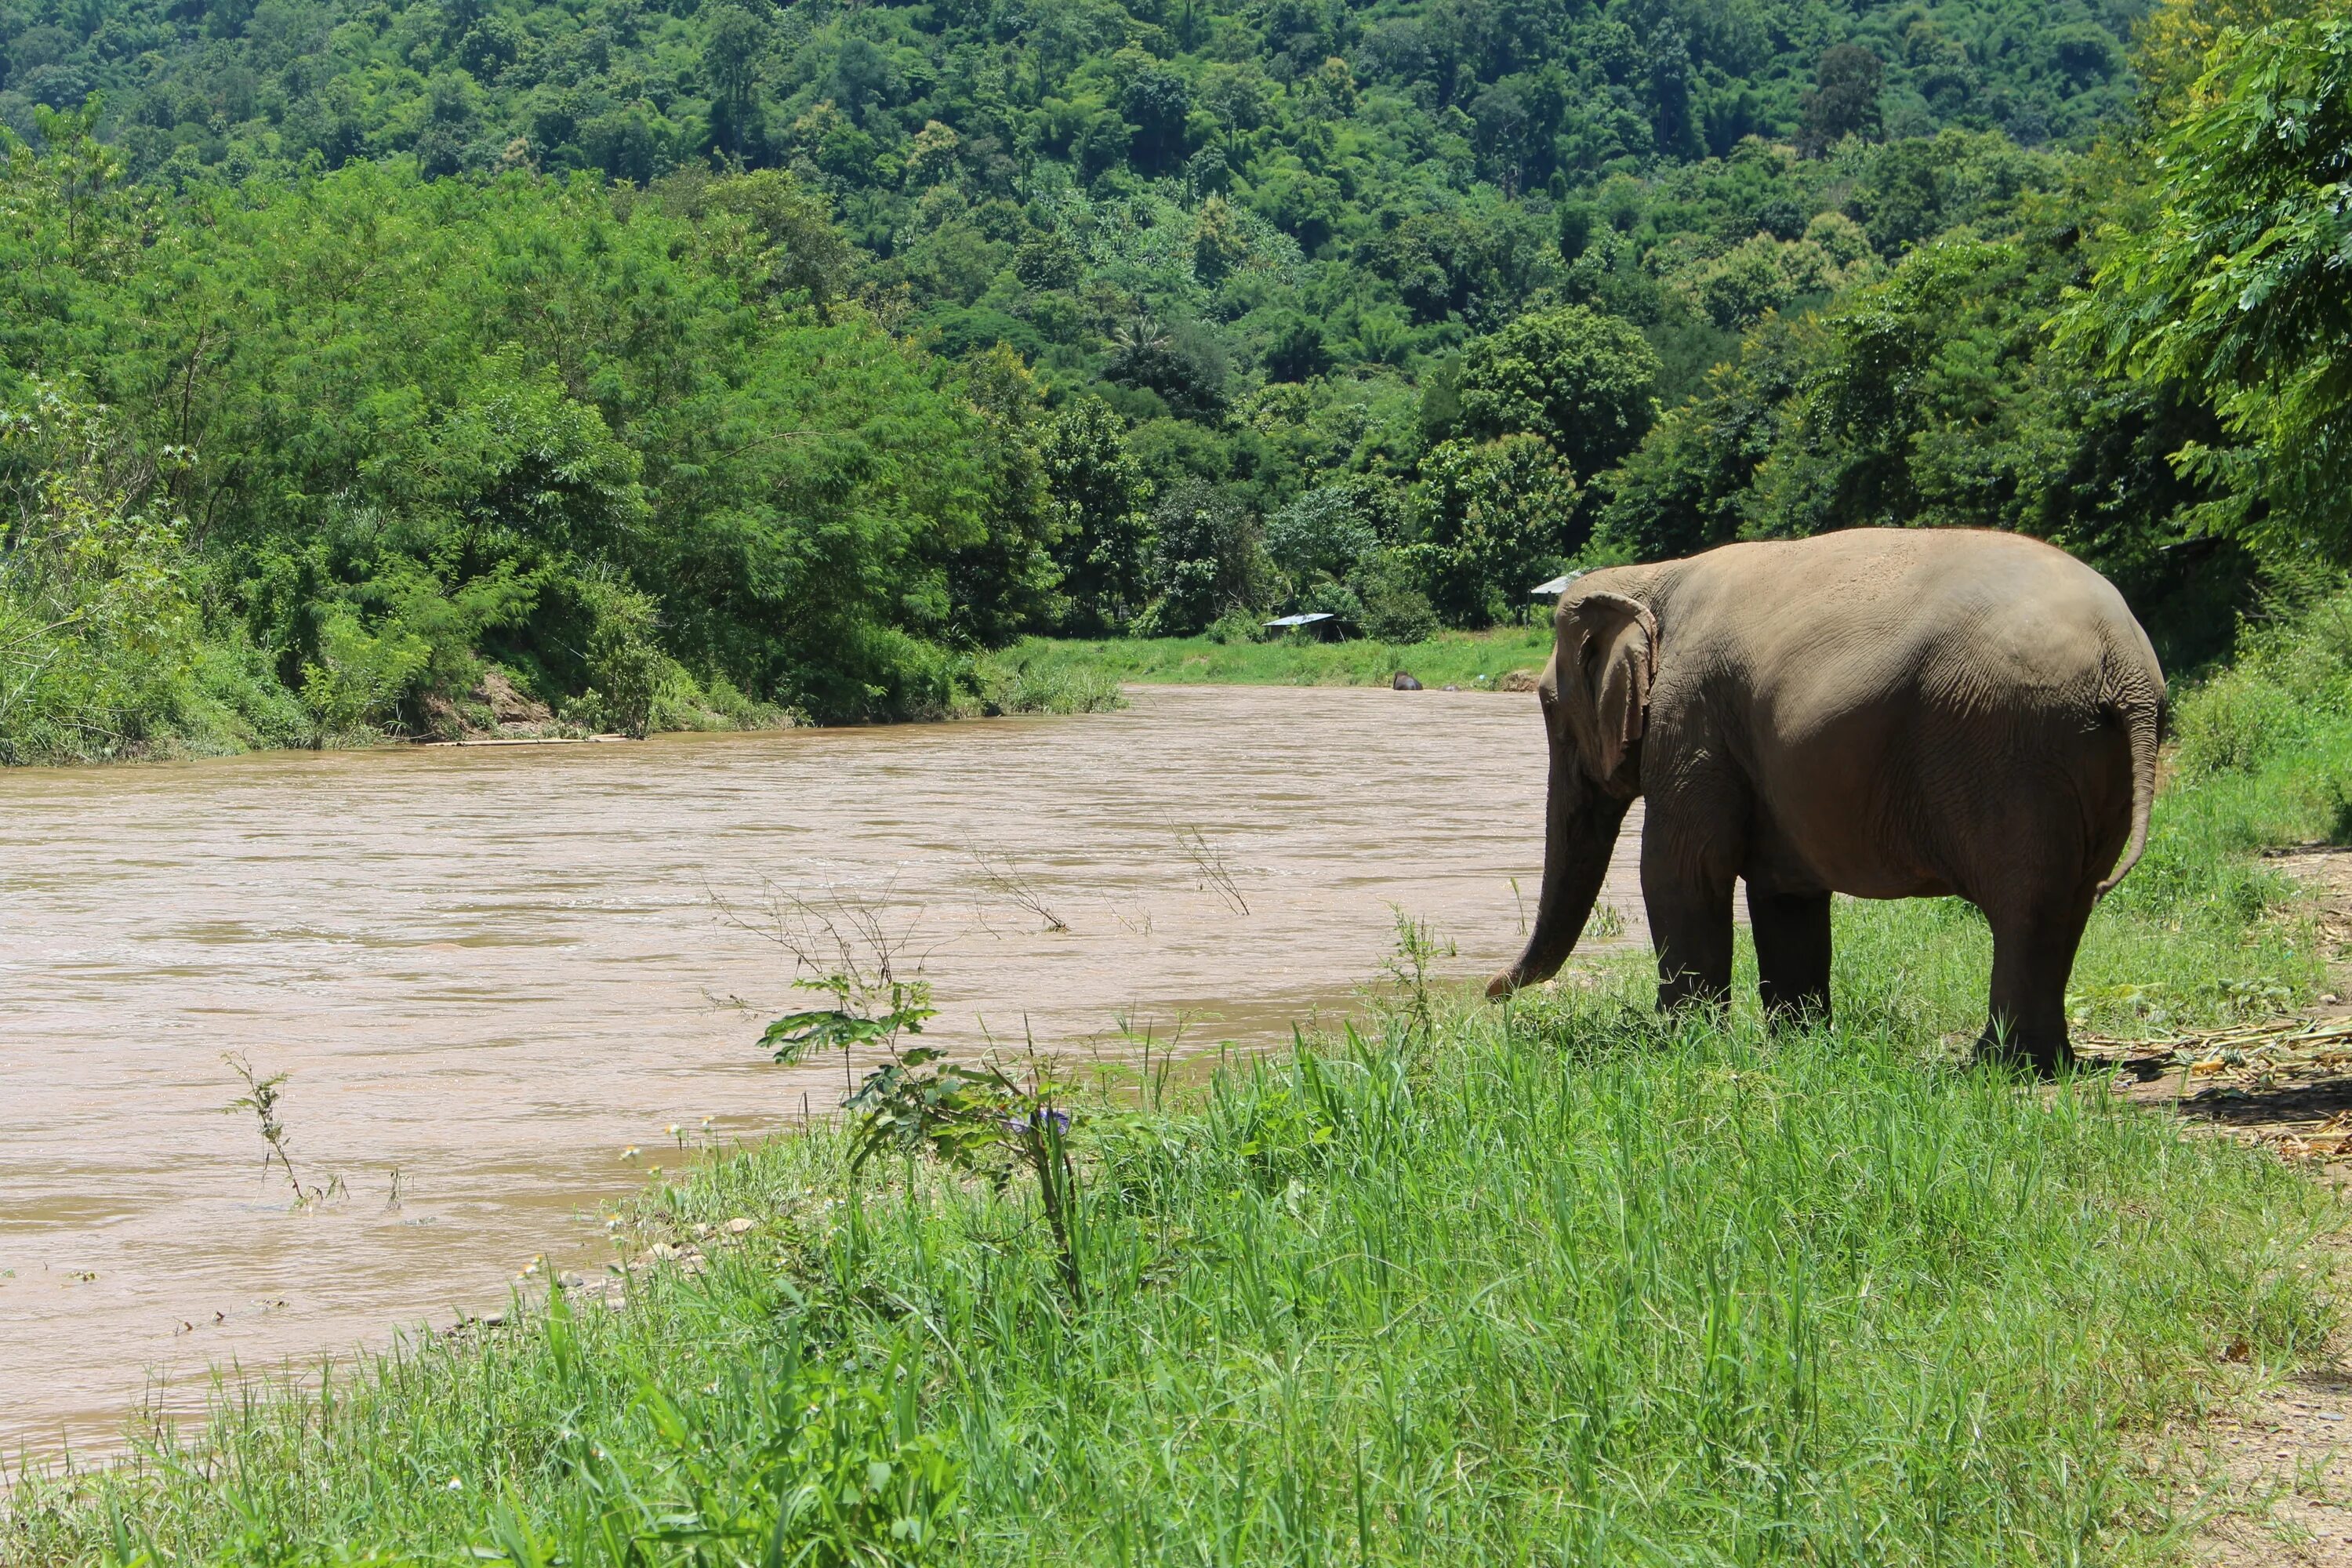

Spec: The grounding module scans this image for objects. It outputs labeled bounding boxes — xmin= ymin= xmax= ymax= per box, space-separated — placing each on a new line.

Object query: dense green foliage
xmin=2 ymin=0 xmax=2142 ymax=191
xmin=9 ymin=0 xmax=2352 ymax=757
xmin=1000 ymin=621 xmax=1552 ymax=688
xmin=0 ymin=115 xmax=1060 ymax=749
xmin=2069 ymin=7 xmax=2352 ymax=561
xmin=13 ymin=661 xmax=2349 ymax=1556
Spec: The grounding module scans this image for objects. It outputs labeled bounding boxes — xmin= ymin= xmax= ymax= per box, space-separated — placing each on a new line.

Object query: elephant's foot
xmin=1761 ymin=994 xmax=1831 ymax=1033
xmin=1973 ymin=1022 xmax=2077 ymax=1079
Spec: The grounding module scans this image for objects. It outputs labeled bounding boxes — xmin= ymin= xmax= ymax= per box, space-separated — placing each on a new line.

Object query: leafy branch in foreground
xmin=765 ymin=967 xmax=1085 ymax=1309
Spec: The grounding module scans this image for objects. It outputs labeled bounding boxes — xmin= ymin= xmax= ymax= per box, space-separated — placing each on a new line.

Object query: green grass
xmin=13 ymin=604 xmax=2352 ymax=1567
xmin=996 ymin=626 xmax=1556 ymax=692
xmin=6 ymin=962 xmax=2336 ymax=1566
xmin=953 ymin=651 xmax=1127 ymax=717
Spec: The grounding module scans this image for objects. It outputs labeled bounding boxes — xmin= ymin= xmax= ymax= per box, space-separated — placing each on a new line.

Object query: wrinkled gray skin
xmin=1487 ymin=528 xmax=2165 ymax=1073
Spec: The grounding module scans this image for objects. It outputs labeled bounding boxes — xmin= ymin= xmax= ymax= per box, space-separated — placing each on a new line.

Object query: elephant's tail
xmin=2094 ymin=681 xmax=2163 ymax=901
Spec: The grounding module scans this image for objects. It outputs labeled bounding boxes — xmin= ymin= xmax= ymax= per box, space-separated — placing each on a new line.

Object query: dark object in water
xmin=1392 ymin=672 xmax=1423 ymax=691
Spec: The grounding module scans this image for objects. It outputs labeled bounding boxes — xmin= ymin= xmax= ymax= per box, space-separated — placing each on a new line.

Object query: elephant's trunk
xmin=1486 ymin=740 xmax=1632 ymax=998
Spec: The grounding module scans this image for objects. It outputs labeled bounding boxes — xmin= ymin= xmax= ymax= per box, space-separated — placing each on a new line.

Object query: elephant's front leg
xmin=1748 ymin=886 xmax=1831 ymax=1026
xmin=1642 ymin=823 xmax=1738 ymax=1014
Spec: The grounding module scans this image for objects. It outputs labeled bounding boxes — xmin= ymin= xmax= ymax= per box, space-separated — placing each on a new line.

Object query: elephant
xmin=1486 ymin=528 xmax=2165 ymax=1073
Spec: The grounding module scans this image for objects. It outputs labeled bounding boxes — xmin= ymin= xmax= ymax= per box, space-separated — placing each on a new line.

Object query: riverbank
xmin=0 ymin=646 xmax=1126 ymax=768
xmin=10 ymin=600 xmax=2352 ymax=1562
xmin=996 ymin=626 xmax=1555 ymax=691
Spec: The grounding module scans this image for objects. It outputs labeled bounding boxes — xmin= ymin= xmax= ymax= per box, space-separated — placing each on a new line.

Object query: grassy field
xmin=994 ymin=626 xmax=1556 ymax=691
xmin=10 ymin=600 xmax=2352 ymax=1566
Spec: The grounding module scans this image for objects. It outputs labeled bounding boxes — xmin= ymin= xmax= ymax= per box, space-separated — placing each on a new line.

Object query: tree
xmin=1262 ymin=314 xmax=1330 ymax=383
xmin=1558 ymin=201 xmax=1594 ymax=263
xmin=2070 ymin=11 xmax=2352 ymax=557
xmin=702 ymin=5 xmax=771 ymax=163
xmin=946 ymin=346 xmax=1062 ymax=646
xmin=1039 ymin=401 xmax=1152 ymax=634
xmin=1136 ymin=481 xmax=1265 ymax=636
xmin=1798 ymin=44 xmax=1883 ymax=156
xmin=2131 ymin=0 xmax=2300 ymax=118
xmin=1367 ymin=206 xmax=1548 ymax=327
xmin=649 ymin=166 xmax=852 ymax=319
xmin=1455 ymin=305 xmax=1661 ymax=477
xmin=1192 ymin=194 xmax=1250 ymax=283
xmin=1121 ymin=68 xmax=1192 ymax=176
xmin=1642 ymin=26 xmax=1701 ymax=160
xmin=1594 ymin=314 xmax=1809 ymax=561
xmin=1412 ymin=434 xmax=1581 ymax=626
xmin=1105 ymin=313 xmax=1228 ymax=419
xmin=0 ymin=384 xmax=204 ymax=762
xmin=1265 ymin=479 xmax=1392 ymax=586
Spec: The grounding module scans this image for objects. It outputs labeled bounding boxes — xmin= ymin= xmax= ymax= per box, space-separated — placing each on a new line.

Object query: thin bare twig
xmin=711 ymin=877 xmax=929 ymax=986
xmin=969 ymin=844 xmax=1070 ymax=933
xmin=1168 ymin=818 xmax=1249 ymax=915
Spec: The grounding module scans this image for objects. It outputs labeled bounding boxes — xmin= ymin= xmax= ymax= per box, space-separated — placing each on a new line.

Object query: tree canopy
xmin=0 ymin=0 xmax=2329 ymax=757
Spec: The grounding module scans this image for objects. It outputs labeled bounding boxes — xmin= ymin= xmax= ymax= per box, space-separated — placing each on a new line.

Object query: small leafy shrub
xmin=574 ymin=576 xmax=668 ymax=738
xmin=1202 ymin=608 xmax=1262 ymax=644
xmin=299 ymin=607 xmax=430 ymax=745
xmin=187 ymin=637 xmax=314 ymax=751
xmin=1294 ymin=578 xmax=1366 ymax=630
xmin=765 ymin=960 xmax=1087 ymax=1305
xmin=961 ymin=650 xmax=1125 ymax=716
xmin=1354 ymin=550 xmax=1439 ymax=643
xmin=2175 ymin=666 xmax=2299 ymax=775
xmin=0 ymin=385 xmax=205 ymax=763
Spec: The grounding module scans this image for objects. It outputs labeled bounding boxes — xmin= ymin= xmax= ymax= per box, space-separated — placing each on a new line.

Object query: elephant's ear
xmin=1564 ymin=591 xmax=1657 ymax=789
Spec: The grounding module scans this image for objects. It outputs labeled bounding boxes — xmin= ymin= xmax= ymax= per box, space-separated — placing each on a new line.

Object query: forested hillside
xmin=2 ymin=0 xmax=2142 ymax=186
xmin=0 ymin=0 xmax=2330 ymax=760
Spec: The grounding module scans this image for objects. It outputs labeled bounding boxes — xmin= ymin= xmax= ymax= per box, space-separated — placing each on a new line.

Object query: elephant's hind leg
xmin=1980 ymin=891 xmax=2095 ymax=1075
xmin=1749 ymin=886 xmax=1831 ymax=1026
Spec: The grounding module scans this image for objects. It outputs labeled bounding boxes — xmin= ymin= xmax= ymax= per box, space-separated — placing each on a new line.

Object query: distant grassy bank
xmin=13 ymin=597 xmax=2352 ymax=1565
xmin=998 ymin=626 xmax=1555 ymax=692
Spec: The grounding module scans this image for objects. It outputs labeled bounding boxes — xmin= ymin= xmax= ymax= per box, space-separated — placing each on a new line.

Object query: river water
xmin=0 ymin=684 xmax=1646 ymax=1460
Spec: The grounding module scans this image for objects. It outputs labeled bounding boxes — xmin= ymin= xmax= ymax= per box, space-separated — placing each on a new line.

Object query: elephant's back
xmin=1664 ymin=528 xmax=2153 ymax=713
xmin=1653 ymin=529 xmax=2153 ymax=902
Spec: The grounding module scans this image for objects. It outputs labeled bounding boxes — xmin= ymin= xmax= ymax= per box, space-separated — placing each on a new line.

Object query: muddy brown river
xmin=0 ymin=684 xmax=1648 ymax=1461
